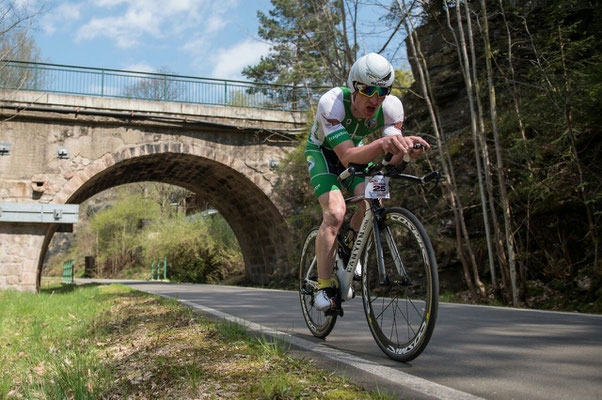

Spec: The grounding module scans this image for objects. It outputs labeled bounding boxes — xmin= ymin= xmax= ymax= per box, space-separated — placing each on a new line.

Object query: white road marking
xmin=166 ymin=296 xmax=485 ymax=400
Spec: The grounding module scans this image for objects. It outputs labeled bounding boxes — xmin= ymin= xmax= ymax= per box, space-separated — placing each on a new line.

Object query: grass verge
xmin=0 ymin=283 xmax=393 ymax=399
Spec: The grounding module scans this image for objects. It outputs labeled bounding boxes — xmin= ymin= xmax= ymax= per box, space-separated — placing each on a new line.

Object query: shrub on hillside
xmin=142 ymin=215 xmax=243 ymax=283
xmin=91 ymin=194 xmax=160 ymax=276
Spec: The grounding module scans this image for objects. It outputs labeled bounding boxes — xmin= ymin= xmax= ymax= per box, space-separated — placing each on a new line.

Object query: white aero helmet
xmin=347 ymin=53 xmax=395 ymax=93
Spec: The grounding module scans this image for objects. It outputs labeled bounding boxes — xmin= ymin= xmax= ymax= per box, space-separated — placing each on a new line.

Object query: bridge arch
xmin=36 ymin=141 xmax=291 ymax=289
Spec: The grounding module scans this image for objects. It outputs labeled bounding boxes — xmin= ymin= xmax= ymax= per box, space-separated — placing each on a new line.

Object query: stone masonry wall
xmin=0 ymin=224 xmax=47 ymax=291
xmin=0 ymin=92 xmax=305 ymax=291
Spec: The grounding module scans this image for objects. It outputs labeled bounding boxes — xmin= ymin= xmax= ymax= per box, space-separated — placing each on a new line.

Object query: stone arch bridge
xmin=0 ymin=90 xmax=308 ymax=292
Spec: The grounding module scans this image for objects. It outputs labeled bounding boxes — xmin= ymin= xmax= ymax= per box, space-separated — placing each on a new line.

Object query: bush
xmin=89 ymin=193 xmax=159 ymax=276
xmin=142 ymin=215 xmax=243 ymax=283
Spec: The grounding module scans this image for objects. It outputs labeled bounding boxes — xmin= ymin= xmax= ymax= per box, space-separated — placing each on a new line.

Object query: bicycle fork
xmin=372 ymin=204 xmax=412 ymax=287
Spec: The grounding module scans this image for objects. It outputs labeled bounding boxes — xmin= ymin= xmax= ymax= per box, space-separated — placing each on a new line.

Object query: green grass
xmin=0 ymin=283 xmax=116 ymax=399
xmin=0 ymin=283 xmax=384 ymax=399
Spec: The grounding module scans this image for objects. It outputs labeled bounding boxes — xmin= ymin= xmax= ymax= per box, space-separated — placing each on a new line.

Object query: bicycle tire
xmin=361 ymin=207 xmax=438 ymax=362
xmin=299 ymin=228 xmax=337 ymax=338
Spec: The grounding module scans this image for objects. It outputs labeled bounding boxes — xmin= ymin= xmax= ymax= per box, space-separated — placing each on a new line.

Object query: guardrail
xmin=0 ymin=60 xmax=325 ymax=111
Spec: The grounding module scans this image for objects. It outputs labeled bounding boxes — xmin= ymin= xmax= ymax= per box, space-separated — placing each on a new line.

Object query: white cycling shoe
xmin=314 ymin=288 xmax=339 ymax=311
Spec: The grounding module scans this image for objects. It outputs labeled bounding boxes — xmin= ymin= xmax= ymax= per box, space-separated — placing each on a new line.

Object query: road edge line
xmin=164 ymin=296 xmax=485 ymax=400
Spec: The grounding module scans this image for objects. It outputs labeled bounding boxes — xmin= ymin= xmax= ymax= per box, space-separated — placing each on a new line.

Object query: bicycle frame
xmin=336 ymin=198 xmax=395 ymax=301
xmin=335 ymin=200 xmax=371 ymax=300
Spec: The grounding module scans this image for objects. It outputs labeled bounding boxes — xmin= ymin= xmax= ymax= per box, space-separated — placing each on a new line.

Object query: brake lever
xmin=384 ymin=162 xmax=408 ymax=176
xmin=422 ymin=171 xmax=441 ymax=193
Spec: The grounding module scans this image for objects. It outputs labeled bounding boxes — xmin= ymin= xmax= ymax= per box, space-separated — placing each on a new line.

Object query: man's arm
xmin=333 ymin=134 xmax=415 ymax=166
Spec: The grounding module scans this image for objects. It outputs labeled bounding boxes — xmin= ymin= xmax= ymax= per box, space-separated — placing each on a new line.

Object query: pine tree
xmin=243 ymin=0 xmax=358 ymax=87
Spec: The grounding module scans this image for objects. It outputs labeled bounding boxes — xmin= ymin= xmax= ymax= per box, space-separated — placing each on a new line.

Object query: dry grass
xmin=1 ymin=284 xmax=388 ymax=399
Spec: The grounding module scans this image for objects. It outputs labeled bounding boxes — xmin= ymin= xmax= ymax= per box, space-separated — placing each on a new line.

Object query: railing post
xmin=163 ymin=257 xmax=167 ymax=280
xmin=224 ymin=81 xmax=228 ymax=105
xmin=34 ymin=63 xmax=38 ymax=91
xmin=101 ymin=69 xmax=105 ymax=97
xmin=163 ymin=75 xmax=168 ymax=100
xmin=151 ymin=261 xmax=155 ymax=280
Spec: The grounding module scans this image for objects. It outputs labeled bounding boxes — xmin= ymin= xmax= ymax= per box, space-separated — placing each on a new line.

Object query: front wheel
xmin=362 ymin=207 xmax=439 ymax=362
xmin=299 ymin=228 xmax=337 ymax=338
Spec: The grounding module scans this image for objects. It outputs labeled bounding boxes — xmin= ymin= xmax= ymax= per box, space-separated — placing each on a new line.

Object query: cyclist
xmin=305 ymin=52 xmax=430 ymax=312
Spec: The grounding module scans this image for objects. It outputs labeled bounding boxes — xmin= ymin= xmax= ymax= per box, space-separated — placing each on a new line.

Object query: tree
xmin=123 ymin=67 xmax=184 ymax=101
xmin=243 ymin=0 xmax=356 ymax=87
xmin=518 ymin=0 xmax=600 ymax=275
xmin=91 ymin=193 xmax=160 ymax=275
xmin=391 ymin=68 xmax=414 ymax=97
xmin=443 ymin=0 xmax=488 ymax=300
xmin=0 ymin=1 xmax=43 ymax=89
xmin=476 ymin=0 xmax=517 ymax=300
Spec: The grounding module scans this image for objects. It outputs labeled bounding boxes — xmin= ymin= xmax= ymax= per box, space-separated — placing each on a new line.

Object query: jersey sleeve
xmin=381 ymin=96 xmax=404 ymax=137
xmin=316 ymin=88 xmax=352 ymax=148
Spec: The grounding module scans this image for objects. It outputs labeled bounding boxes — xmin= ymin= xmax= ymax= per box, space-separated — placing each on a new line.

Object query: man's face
xmin=352 ymin=88 xmax=387 ymax=119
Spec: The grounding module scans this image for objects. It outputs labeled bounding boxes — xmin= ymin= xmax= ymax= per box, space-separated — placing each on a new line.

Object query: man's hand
xmin=380 ymin=135 xmax=429 ymax=158
xmin=406 ymin=136 xmax=430 ymax=160
xmin=379 ymin=135 xmax=411 ymax=154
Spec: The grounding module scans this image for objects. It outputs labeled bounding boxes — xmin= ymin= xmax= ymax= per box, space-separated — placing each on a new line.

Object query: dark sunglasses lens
xmin=376 ymin=87 xmax=389 ymax=96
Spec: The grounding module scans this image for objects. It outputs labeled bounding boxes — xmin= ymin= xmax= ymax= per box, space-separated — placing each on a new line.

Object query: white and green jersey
xmin=306 ymin=86 xmax=404 ymax=150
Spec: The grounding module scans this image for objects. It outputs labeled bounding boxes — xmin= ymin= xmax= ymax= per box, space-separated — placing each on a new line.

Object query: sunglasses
xmin=356 ymin=83 xmax=391 ymax=98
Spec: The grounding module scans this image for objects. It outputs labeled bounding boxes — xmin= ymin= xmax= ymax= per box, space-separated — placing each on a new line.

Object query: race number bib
xmin=365 ymin=175 xmax=390 ymax=199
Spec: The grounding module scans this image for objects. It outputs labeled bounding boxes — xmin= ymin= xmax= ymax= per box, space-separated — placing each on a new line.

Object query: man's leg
xmin=349 ymin=182 xmax=366 ymax=233
xmin=316 ymin=190 xmax=346 ymax=280
xmin=314 ymin=190 xmax=346 ymax=311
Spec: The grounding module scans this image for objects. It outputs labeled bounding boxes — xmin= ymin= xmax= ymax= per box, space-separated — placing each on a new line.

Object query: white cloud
xmin=92 ymin=0 xmax=128 ymax=7
xmin=205 ymin=15 xmax=225 ymax=34
xmin=180 ymin=35 xmax=210 ymax=53
xmin=73 ymin=0 xmax=231 ymax=49
xmin=77 ymin=6 xmax=160 ymax=48
xmin=40 ymin=2 xmax=82 ymax=35
xmin=210 ymin=39 xmax=270 ymax=80
xmin=122 ymin=62 xmax=155 ymax=73
xmin=14 ymin=0 xmax=42 ymax=11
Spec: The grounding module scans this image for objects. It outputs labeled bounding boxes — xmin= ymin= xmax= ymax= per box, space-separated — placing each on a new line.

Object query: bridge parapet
xmin=0 ymin=89 xmax=308 ymax=132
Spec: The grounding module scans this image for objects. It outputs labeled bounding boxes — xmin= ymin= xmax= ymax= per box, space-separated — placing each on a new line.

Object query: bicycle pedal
xmin=325 ymin=307 xmax=344 ymax=317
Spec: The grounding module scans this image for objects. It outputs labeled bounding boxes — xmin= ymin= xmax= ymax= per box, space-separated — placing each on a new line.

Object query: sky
xmin=24 ymin=0 xmax=406 ymax=82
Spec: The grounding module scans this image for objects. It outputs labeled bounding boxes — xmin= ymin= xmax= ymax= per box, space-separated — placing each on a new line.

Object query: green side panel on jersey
xmin=325 ymin=128 xmax=352 ymax=148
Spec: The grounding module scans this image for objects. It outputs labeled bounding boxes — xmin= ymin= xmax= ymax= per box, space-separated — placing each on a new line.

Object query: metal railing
xmin=150 ymin=258 xmax=167 ymax=281
xmin=62 ymin=259 xmax=74 ymax=284
xmin=0 ymin=60 xmax=325 ymax=111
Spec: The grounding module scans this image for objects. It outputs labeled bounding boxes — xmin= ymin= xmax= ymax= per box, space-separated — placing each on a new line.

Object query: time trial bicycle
xmin=299 ymin=150 xmax=440 ymax=362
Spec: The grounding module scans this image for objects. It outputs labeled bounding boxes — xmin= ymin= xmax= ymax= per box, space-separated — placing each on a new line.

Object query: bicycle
xmin=299 ymin=149 xmax=441 ymax=362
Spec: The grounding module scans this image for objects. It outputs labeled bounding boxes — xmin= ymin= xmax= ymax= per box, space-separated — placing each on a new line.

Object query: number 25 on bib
xmin=365 ymin=175 xmax=390 ymax=199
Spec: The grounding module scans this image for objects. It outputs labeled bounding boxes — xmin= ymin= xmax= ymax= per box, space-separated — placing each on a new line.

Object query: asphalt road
xmin=79 ymin=279 xmax=602 ymax=400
